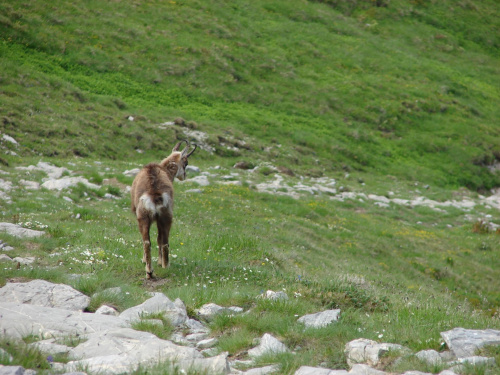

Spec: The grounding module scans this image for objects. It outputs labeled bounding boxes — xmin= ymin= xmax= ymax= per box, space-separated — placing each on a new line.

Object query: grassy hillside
xmin=0 ymin=0 xmax=500 ymax=374
xmin=1 ymin=0 xmax=500 ymax=189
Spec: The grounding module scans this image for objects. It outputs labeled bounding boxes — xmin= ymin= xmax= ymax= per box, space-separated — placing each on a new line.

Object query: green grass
xmin=0 ymin=0 xmax=499 ymax=373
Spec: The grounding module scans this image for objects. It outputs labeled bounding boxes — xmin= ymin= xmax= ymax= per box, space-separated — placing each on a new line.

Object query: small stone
xmin=123 ymin=168 xmax=141 ymax=177
xmin=297 ymin=309 xmax=341 ymax=328
xmin=186 ymin=175 xmax=210 ymax=186
xmin=95 ymin=305 xmax=119 ymax=316
xmin=2 ymin=134 xmax=18 ymax=145
xmin=234 ymin=161 xmax=253 ymax=170
xmin=0 ymin=254 xmax=13 ymax=263
xmin=12 ymin=257 xmax=35 ymax=265
xmin=258 ymin=290 xmax=288 ymax=301
xmin=196 ymin=338 xmax=218 ymax=349
xmin=186 ymin=333 xmax=209 ymax=343
xmin=186 ymin=189 xmax=203 ymax=194
xmin=186 ymin=166 xmax=200 ymax=174
xmin=0 ymin=348 xmax=13 ymax=362
xmin=196 ymin=303 xmax=243 ymax=322
xmin=248 ymin=333 xmax=288 ymax=359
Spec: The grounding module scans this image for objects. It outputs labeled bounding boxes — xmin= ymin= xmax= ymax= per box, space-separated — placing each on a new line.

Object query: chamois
xmin=131 ymin=140 xmax=197 ymax=279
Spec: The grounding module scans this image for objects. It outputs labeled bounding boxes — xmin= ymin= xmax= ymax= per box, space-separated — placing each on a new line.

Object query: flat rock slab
xmin=248 ymin=333 xmax=288 ymax=359
xmin=298 ymin=309 xmax=341 ymax=328
xmin=441 ymin=328 xmax=500 ymax=358
xmin=0 ymin=223 xmax=44 ymax=238
xmin=295 ymin=364 xmax=389 ymax=375
xmin=120 ymin=292 xmax=188 ymax=327
xmin=0 ymin=280 xmax=90 ymax=311
xmin=41 ymin=176 xmax=99 ymax=191
xmin=65 ymin=328 xmax=229 ymax=374
xmin=0 ymin=302 xmax=128 ymax=339
xmin=295 ymin=366 xmax=348 ymax=375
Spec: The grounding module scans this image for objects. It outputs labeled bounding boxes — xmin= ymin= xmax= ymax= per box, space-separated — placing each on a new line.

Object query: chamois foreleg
xmin=138 ymin=216 xmax=153 ymax=279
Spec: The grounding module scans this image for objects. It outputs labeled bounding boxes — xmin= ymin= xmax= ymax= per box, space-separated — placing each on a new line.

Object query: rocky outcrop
xmin=441 ymin=328 xmax=500 ymax=359
xmin=0 ymin=280 xmax=89 ymax=311
xmin=0 ymin=223 xmax=44 ymax=238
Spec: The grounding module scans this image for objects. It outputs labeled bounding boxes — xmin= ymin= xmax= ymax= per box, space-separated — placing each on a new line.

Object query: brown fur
xmin=130 ymin=141 xmax=196 ymax=279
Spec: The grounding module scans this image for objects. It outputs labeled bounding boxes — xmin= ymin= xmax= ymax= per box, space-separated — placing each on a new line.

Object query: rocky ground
xmin=1 ymin=160 xmax=499 ymax=374
xmin=0 ymin=279 xmax=499 ymax=375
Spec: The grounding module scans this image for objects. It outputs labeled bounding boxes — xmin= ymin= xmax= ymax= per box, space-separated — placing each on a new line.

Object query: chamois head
xmin=171 ymin=140 xmax=197 ymax=181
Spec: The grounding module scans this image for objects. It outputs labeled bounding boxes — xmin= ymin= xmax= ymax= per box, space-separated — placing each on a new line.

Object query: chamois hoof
xmin=146 ymin=271 xmax=154 ymax=279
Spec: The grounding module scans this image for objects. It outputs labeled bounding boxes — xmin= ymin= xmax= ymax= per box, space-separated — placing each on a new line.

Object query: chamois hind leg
xmin=137 ymin=216 xmax=153 ymax=279
xmin=157 ymin=215 xmax=172 ymax=268
xmin=157 ymin=222 xmax=164 ymax=266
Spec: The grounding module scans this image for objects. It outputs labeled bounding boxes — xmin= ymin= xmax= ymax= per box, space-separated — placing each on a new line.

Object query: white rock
xmin=29 ymin=339 xmax=72 ymax=355
xmin=242 ymin=365 xmax=281 ymax=375
xmin=349 ymin=364 xmax=388 ymax=374
xmin=0 ymin=348 xmax=13 ymax=362
xmin=186 ymin=188 xmax=203 ymax=194
xmin=186 ymin=165 xmax=200 ymax=174
xmin=0 ymin=302 xmax=127 ymax=339
xmin=0 ymin=280 xmax=89 ymax=311
xmin=0 ymin=366 xmax=25 ymax=375
xmin=0 ymin=223 xmax=44 ymax=238
xmin=440 ymin=328 xmax=500 ymax=358
xmin=2 ymin=134 xmax=18 ymax=145
xmin=456 ymin=356 xmax=495 ymax=366
xmin=184 ymin=318 xmax=210 ymax=334
xmin=258 ymin=290 xmax=288 ymax=301
xmin=197 ymin=303 xmax=243 ymax=321
xmin=196 ymin=338 xmax=218 ymax=349
xmin=297 ymin=309 xmax=341 ymax=328
xmin=12 ymin=257 xmax=35 ymax=265
xmin=123 ymin=168 xmax=141 ymax=177
xmin=415 ymin=349 xmax=443 ymax=365
xmin=0 ymin=254 xmax=12 ymax=263
xmin=65 ymin=329 xmax=229 ymax=374
xmin=186 ymin=175 xmax=210 ymax=186
xmin=16 ymin=161 xmax=69 ymax=179
xmin=186 ymin=332 xmax=209 ymax=343
xmin=19 ymin=180 xmax=40 ymax=190
xmin=120 ymin=293 xmax=188 ymax=327
xmin=248 ymin=333 xmax=288 ymax=359
xmin=294 ymin=366 xmax=348 ymax=375
xmin=345 ymin=338 xmax=408 ymax=367
xmin=41 ymin=176 xmax=99 ymax=191
xmin=95 ymin=305 xmax=119 ymax=316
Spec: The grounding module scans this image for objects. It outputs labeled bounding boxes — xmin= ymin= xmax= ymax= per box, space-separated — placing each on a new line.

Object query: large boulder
xmin=65 ymin=328 xmax=229 ymax=374
xmin=440 ymin=328 xmax=500 ymax=358
xmin=0 ymin=280 xmax=89 ymax=311
xmin=120 ymin=293 xmax=188 ymax=327
xmin=0 ymin=302 xmax=127 ymax=339
xmin=0 ymin=223 xmax=44 ymax=238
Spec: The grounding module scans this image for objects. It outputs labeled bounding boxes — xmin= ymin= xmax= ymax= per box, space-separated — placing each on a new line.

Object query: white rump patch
xmin=139 ymin=193 xmax=171 ymax=216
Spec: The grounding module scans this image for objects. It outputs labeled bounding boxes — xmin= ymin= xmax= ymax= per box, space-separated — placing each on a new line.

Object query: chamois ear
xmin=183 ymin=143 xmax=197 ymax=158
xmin=172 ymin=140 xmax=188 ymax=152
